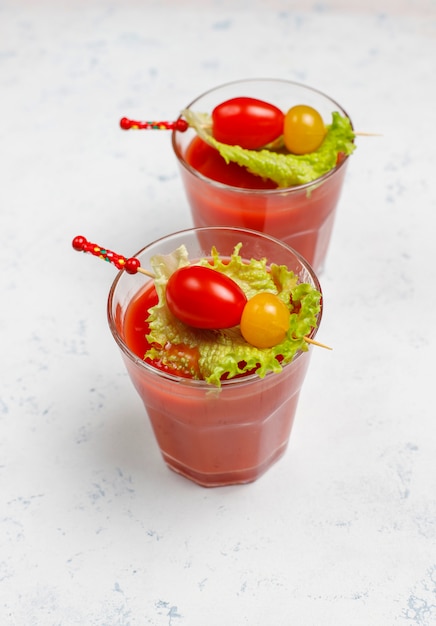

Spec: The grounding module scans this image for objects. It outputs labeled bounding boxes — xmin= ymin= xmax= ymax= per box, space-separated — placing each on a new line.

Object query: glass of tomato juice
xmin=172 ymin=79 xmax=353 ymax=273
xmin=107 ymin=227 xmax=322 ymax=487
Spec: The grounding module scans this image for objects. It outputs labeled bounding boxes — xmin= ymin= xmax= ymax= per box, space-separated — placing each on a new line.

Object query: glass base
xmin=162 ymin=442 xmax=288 ymax=487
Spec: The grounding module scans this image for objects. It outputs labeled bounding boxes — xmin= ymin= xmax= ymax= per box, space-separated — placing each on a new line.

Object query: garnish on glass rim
xmin=72 ymin=235 xmax=331 ymax=351
xmin=181 ymin=109 xmax=356 ymax=187
xmin=119 ymin=100 xmax=359 ymax=187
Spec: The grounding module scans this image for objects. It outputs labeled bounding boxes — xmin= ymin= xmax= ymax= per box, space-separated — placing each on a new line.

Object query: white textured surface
xmin=1 ymin=1 xmax=436 ymax=625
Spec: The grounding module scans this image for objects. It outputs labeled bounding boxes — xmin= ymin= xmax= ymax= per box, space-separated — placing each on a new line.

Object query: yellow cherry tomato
xmin=283 ymin=104 xmax=326 ymax=154
xmin=240 ymin=292 xmax=290 ymax=349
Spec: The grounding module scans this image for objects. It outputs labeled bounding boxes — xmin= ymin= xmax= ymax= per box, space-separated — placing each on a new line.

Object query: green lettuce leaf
xmin=144 ymin=244 xmax=322 ymax=386
xmin=182 ymin=108 xmax=355 ymax=187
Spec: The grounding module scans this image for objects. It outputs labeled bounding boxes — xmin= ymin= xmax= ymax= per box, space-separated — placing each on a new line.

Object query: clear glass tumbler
xmin=107 ymin=227 xmax=322 ymax=487
xmin=172 ymin=78 xmax=353 ymax=273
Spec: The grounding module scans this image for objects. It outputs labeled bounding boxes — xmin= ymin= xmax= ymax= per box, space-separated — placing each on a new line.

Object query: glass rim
xmin=171 ymin=77 xmax=353 ymax=195
xmin=107 ymin=226 xmax=323 ymax=388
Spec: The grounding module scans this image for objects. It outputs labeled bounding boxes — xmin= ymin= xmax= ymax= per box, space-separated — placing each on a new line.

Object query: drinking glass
xmin=172 ymin=79 xmax=352 ymax=273
xmin=108 ymin=226 xmax=322 ymax=487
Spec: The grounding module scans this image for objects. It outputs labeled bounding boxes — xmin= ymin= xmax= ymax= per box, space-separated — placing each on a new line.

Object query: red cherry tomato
xmin=240 ymin=292 xmax=290 ymax=348
xmin=166 ymin=265 xmax=247 ymax=329
xmin=212 ymin=97 xmax=284 ymax=150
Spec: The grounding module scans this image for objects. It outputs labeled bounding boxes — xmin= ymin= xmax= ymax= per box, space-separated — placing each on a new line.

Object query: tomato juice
xmin=107 ymin=227 xmax=322 ymax=487
xmin=176 ymin=134 xmax=348 ymax=273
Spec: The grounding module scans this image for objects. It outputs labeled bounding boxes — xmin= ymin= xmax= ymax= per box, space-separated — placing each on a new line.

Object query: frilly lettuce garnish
xmin=182 ymin=108 xmax=355 ymax=188
xmin=144 ymin=244 xmax=321 ymax=386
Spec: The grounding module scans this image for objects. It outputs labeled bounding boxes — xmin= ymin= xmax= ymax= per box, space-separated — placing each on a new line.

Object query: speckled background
xmin=1 ymin=1 xmax=435 ymax=625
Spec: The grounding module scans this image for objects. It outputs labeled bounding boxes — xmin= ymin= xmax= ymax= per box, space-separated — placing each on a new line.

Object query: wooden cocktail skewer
xmin=119 ymin=116 xmax=378 ymax=139
xmin=72 ymin=235 xmax=331 ymax=351
xmin=303 ymin=336 xmax=332 ymax=350
xmin=354 ymin=131 xmax=382 ymax=136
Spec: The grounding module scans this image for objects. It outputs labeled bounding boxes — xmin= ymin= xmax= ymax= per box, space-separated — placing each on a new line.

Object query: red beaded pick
xmin=124 ymin=257 xmax=141 ymax=274
xmin=72 ymin=236 xmax=140 ymax=274
xmin=119 ymin=117 xmax=188 ymax=132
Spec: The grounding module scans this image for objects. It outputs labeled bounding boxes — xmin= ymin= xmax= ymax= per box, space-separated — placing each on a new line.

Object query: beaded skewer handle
xmin=72 ymin=236 xmax=154 ymax=278
xmin=119 ymin=117 xmax=189 ymax=131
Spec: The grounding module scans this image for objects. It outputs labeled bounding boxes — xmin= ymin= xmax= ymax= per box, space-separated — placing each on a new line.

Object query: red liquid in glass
xmin=181 ymin=136 xmax=348 ymax=271
xmin=186 ymin=136 xmax=277 ymax=190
